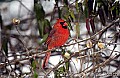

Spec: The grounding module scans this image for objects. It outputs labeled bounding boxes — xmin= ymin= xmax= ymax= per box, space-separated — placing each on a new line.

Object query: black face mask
xmin=60 ymin=22 xmax=67 ymax=29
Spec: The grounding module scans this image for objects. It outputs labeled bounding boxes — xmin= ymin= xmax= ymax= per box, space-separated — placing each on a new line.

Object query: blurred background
xmin=0 ymin=0 xmax=120 ymax=78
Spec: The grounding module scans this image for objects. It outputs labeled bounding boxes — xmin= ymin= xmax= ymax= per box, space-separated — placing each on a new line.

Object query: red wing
xmin=45 ymin=28 xmax=56 ymax=45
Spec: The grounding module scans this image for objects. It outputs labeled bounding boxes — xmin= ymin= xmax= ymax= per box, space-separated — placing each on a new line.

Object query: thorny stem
xmin=15 ymin=26 xmax=34 ymax=74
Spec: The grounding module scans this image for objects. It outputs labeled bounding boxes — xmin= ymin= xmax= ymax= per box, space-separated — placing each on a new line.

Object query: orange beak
xmin=63 ymin=22 xmax=68 ymax=26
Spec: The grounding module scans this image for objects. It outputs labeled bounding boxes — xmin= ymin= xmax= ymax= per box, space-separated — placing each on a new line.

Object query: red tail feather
xmin=42 ymin=51 xmax=51 ymax=69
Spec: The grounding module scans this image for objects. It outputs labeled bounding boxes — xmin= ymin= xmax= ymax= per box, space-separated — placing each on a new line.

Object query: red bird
xmin=42 ymin=19 xmax=69 ymax=69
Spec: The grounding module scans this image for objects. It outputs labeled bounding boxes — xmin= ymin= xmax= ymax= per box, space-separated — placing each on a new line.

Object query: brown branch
xmin=73 ymin=54 xmax=118 ymax=77
xmin=64 ymin=18 xmax=119 ymax=47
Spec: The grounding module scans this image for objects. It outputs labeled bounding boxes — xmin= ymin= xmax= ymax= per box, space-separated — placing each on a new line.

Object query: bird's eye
xmin=60 ymin=22 xmax=65 ymax=26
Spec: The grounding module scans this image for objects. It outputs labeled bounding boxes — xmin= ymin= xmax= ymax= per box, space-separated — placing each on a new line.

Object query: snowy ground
xmin=0 ymin=0 xmax=120 ymax=78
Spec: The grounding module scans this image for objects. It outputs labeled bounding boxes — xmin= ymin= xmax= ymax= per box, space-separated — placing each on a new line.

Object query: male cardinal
xmin=42 ymin=19 xmax=69 ymax=69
